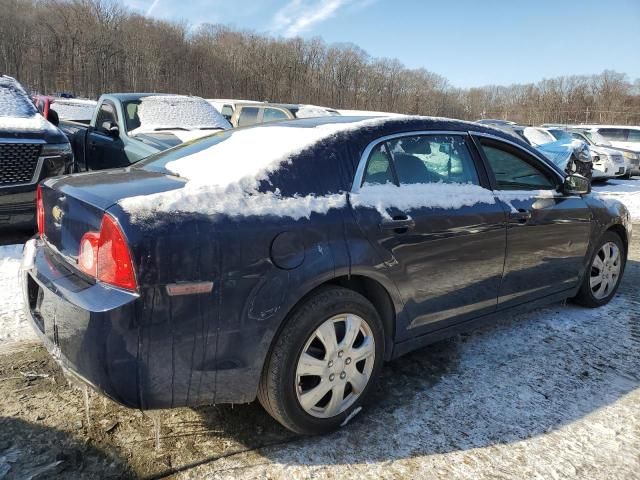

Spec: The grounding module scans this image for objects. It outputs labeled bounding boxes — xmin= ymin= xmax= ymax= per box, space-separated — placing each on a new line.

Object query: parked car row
xmin=478 ymin=119 xmax=640 ymax=182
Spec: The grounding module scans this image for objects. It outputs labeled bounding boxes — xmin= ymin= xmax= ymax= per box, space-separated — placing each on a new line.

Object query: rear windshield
xmin=0 ymin=82 xmax=37 ymax=118
xmin=135 ymin=130 xmax=233 ymax=175
xmin=125 ymin=96 xmax=231 ymax=134
xmin=52 ymin=99 xmax=96 ymax=121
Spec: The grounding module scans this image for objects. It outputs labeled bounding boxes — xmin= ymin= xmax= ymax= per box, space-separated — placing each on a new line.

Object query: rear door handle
xmin=509 ymin=209 xmax=532 ymax=224
xmin=380 ymin=215 xmax=415 ymax=232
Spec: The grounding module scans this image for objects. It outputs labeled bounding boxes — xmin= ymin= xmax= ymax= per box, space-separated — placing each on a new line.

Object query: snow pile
xmin=121 ymin=117 xmax=396 ymax=220
xmin=351 ymin=182 xmax=497 ymax=217
xmin=295 ymin=105 xmax=339 ymax=118
xmin=593 ymin=178 xmax=640 ymax=221
xmin=129 ymin=95 xmax=231 ymax=135
xmin=0 ymin=245 xmax=36 ymax=348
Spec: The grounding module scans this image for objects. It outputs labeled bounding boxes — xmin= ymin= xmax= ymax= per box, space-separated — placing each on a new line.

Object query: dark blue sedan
xmin=22 ymin=116 xmax=631 ymax=434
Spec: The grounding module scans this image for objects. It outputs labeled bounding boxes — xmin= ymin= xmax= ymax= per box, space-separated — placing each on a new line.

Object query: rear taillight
xmin=78 ymin=231 xmax=100 ymax=277
xmin=36 ymin=184 xmax=45 ymax=237
xmin=77 ymin=214 xmax=137 ymax=291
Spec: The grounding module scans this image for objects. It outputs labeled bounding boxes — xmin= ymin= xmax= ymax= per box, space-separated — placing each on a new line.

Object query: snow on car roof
xmin=129 ymin=95 xmax=231 ymax=134
xmin=120 ymin=115 xmax=554 ymax=222
xmin=121 ymin=116 xmax=403 ymax=220
xmin=0 ymin=76 xmax=38 ymax=118
xmin=0 ymin=76 xmax=57 ymax=132
xmin=294 ymin=105 xmax=340 ymax=118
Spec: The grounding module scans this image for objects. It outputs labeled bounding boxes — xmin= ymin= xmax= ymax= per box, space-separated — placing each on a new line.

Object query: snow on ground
xmin=182 ymin=290 xmax=640 ymax=479
xmin=0 ymin=245 xmax=36 ymax=348
xmin=593 ymin=177 xmax=640 ymax=221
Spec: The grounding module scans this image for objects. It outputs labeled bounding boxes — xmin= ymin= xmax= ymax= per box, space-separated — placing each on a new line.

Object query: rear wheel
xmin=574 ymin=231 xmax=625 ymax=307
xmin=258 ymin=287 xmax=384 ymax=435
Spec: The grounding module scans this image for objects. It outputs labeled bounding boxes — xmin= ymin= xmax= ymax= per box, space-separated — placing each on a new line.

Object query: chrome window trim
xmin=351 ymin=130 xmax=466 ymax=193
xmin=470 ymin=131 xmax=565 ymax=185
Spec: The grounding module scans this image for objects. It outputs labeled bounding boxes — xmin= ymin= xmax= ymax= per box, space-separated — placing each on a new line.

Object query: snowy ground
xmin=592 ymin=177 xmax=640 ymax=221
xmin=0 ymin=244 xmax=36 ymax=350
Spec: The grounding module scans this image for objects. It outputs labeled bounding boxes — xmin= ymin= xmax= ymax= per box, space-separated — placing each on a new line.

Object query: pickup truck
xmin=0 ymin=76 xmax=73 ymax=229
xmin=58 ymin=93 xmax=231 ymax=171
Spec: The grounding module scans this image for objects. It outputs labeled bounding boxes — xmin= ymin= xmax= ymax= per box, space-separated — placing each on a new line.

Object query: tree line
xmin=1 ymin=0 xmax=639 ymax=125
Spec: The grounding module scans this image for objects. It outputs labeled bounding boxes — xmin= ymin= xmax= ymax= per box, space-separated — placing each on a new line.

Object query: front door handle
xmin=380 ymin=215 xmax=415 ymax=233
xmin=509 ymin=209 xmax=532 ymax=224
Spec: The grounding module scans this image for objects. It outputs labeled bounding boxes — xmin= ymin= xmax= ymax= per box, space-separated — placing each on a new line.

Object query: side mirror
xmin=563 ymin=174 xmax=590 ymax=195
xmin=46 ymin=109 xmax=59 ymax=127
xmin=101 ymin=120 xmax=119 ymax=137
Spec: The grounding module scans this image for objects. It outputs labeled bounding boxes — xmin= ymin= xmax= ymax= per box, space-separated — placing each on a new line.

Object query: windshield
xmin=548 ymin=129 xmax=573 ymax=141
xmin=0 ymin=82 xmax=37 ymax=118
xmin=523 ymin=127 xmax=555 ymax=146
xmin=584 ymin=130 xmax=611 ymax=146
xmin=126 ymin=96 xmax=231 ymax=134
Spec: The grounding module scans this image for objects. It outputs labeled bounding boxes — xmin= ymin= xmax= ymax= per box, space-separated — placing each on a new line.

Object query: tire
xmin=258 ymin=286 xmax=385 ymax=435
xmin=574 ymin=231 xmax=625 ymax=308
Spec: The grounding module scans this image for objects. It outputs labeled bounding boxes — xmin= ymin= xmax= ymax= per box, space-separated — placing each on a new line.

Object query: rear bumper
xmin=21 ymin=238 xmax=142 ymax=408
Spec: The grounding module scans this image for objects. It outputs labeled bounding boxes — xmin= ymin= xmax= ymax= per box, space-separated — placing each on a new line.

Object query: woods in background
xmin=1 ymin=0 xmax=639 ymax=125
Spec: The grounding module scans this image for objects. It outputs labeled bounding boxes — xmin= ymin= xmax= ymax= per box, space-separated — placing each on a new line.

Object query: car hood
xmin=590 ymin=145 xmax=625 ymax=156
xmin=0 ymin=114 xmax=68 ymax=143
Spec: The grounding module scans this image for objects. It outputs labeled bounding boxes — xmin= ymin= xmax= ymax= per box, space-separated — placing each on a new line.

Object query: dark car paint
xmin=23 ymin=116 xmax=631 ymax=410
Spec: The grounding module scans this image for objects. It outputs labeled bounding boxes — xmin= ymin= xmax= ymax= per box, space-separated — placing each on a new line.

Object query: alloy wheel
xmin=295 ymin=313 xmax=375 ymax=418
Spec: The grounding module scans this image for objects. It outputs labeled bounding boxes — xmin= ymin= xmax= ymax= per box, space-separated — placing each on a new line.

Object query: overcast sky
xmin=123 ymin=0 xmax=640 ymax=88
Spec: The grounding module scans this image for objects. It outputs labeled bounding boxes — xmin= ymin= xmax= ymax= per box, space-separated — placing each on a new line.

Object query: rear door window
xmin=627 ymin=130 xmax=640 ymax=142
xmin=237 ymin=107 xmax=259 ymax=127
xmin=263 ymin=107 xmax=289 ymax=123
xmin=386 ymin=135 xmax=480 ymax=186
xmin=598 ymin=128 xmax=628 ymax=141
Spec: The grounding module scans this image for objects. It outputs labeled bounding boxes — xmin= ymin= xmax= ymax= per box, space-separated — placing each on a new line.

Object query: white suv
xmin=576 ymin=125 xmax=640 ymax=177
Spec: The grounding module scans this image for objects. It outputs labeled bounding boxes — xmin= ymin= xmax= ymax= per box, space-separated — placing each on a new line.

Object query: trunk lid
xmin=41 ymin=168 xmax=184 ymax=259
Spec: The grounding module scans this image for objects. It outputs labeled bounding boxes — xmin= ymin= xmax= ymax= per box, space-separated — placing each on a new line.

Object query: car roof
xmin=105 ymin=93 xmax=167 ymax=101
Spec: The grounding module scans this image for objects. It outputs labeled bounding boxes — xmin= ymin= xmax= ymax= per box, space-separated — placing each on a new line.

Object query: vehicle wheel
xmin=258 ymin=286 xmax=384 ymax=435
xmin=574 ymin=231 xmax=625 ymax=308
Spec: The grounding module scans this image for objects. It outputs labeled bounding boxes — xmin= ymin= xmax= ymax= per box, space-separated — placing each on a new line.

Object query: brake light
xmin=36 ymin=184 xmax=45 ymax=236
xmin=77 ymin=214 xmax=137 ymax=291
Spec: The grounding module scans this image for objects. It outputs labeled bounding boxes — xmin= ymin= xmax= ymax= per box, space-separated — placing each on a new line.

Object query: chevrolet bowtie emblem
xmin=52 ymin=205 xmax=64 ymax=222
